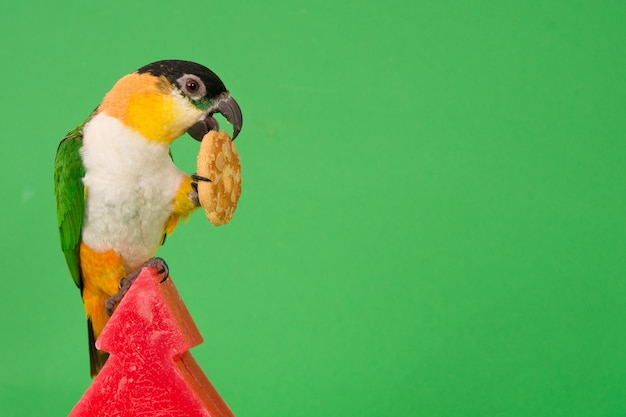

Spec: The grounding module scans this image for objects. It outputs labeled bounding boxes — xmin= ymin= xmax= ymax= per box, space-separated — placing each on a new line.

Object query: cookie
xmin=196 ymin=130 xmax=242 ymax=226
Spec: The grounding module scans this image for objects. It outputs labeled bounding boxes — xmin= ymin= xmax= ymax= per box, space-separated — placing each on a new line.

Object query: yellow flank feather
xmin=79 ymin=243 xmax=126 ymax=340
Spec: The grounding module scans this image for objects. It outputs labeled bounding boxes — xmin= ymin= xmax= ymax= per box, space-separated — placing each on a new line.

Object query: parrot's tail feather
xmin=88 ymin=318 xmax=109 ymax=377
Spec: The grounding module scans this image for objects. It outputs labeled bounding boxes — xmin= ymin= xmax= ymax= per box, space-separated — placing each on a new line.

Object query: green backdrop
xmin=1 ymin=1 xmax=625 ymax=416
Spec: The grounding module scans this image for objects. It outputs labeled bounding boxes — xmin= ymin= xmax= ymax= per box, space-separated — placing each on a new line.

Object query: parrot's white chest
xmin=80 ymin=113 xmax=185 ymax=271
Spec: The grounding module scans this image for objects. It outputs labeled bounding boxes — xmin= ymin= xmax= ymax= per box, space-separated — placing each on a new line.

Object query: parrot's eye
xmin=187 ymin=80 xmax=199 ymax=92
xmin=176 ymin=74 xmax=207 ymax=101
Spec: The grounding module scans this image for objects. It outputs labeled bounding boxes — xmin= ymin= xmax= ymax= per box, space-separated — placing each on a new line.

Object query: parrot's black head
xmin=137 ymin=60 xmax=227 ymax=99
xmin=137 ymin=60 xmax=242 ymax=140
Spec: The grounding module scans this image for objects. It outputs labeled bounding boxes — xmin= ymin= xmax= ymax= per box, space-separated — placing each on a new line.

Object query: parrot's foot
xmin=105 ymin=257 xmax=169 ymax=316
xmin=189 ymin=189 xmax=200 ymax=207
xmin=190 ymin=174 xmax=212 ymax=207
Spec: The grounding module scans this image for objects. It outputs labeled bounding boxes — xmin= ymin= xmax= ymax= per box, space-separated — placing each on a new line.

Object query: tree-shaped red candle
xmin=69 ymin=266 xmax=234 ymax=417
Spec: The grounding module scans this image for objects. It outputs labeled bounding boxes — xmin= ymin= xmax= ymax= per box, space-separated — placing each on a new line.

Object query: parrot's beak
xmin=187 ymin=92 xmax=243 ymax=141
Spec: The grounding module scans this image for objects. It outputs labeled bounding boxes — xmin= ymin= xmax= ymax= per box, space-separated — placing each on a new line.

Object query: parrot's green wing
xmin=54 ymin=124 xmax=86 ymax=289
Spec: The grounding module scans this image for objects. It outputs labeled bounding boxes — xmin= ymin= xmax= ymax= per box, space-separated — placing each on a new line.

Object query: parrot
xmin=54 ymin=60 xmax=242 ymax=377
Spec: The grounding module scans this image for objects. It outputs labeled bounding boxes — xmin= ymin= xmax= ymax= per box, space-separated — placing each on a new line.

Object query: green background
xmin=1 ymin=1 xmax=625 ymax=415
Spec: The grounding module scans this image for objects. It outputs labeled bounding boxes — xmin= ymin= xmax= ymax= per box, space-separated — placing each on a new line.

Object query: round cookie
xmin=196 ymin=130 xmax=242 ymax=226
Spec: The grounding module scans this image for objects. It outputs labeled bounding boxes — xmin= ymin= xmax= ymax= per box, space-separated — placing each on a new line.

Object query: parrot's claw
xmin=191 ymin=174 xmax=212 ymax=182
xmin=105 ymin=257 xmax=170 ymax=316
xmin=145 ymin=257 xmax=169 ymax=281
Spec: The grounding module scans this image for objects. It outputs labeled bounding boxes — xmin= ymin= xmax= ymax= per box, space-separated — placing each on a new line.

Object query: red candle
xmin=69 ymin=267 xmax=234 ymax=417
